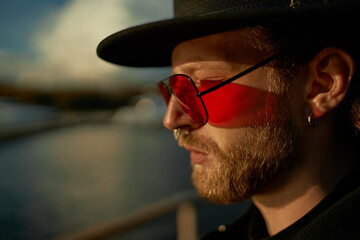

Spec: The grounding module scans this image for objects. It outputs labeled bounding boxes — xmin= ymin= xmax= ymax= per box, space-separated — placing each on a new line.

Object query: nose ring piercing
xmin=173 ymin=128 xmax=182 ymax=140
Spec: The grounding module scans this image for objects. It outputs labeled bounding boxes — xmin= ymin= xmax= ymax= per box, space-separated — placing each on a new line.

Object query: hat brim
xmin=97 ymin=3 xmax=360 ymax=67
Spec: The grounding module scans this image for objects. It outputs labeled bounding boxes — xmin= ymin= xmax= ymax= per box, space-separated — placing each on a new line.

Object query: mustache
xmin=178 ymin=132 xmax=219 ymax=155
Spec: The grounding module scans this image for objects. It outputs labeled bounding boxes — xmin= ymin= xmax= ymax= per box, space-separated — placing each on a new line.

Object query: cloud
xmin=16 ymin=0 xmax=172 ymax=90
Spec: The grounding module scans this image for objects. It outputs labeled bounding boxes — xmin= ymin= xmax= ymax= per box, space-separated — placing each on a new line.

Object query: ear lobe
xmin=307 ymin=48 xmax=354 ymax=118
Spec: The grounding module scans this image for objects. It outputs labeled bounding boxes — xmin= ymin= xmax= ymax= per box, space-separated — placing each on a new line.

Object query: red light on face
xmin=199 ymin=80 xmax=282 ymax=128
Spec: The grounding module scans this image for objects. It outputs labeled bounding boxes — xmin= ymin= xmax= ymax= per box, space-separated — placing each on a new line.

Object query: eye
xmin=198 ymin=80 xmax=223 ymax=91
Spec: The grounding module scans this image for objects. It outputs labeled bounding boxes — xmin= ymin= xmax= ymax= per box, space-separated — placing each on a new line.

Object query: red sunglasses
xmin=158 ymin=54 xmax=279 ymax=126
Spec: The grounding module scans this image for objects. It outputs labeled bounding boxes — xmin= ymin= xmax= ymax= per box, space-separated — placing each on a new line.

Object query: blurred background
xmin=0 ymin=1 xmax=247 ymax=239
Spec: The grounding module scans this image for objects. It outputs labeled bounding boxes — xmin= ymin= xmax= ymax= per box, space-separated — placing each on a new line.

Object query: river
xmin=0 ymin=100 xmax=247 ymax=239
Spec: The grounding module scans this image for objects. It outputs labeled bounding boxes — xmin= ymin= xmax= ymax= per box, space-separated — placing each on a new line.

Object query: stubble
xmin=179 ymin=109 xmax=301 ymax=204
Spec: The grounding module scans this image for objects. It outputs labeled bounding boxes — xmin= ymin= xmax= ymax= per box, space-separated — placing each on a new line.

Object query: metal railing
xmin=55 ymin=190 xmax=202 ymax=240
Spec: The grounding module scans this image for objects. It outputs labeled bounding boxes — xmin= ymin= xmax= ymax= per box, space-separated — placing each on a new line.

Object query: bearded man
xmin=97 ymin=0 xmax=360 ymax=239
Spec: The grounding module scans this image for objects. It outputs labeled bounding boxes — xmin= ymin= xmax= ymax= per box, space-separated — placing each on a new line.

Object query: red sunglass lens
xmin=158 ymin=82 xmax=170 ymax=105
xmin=169 ymin=75 xmax=207 ymax=125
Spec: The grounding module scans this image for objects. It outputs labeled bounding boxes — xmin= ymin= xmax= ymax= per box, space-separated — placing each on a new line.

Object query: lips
xmin=185 ymin=147 xmax=207 ymax=164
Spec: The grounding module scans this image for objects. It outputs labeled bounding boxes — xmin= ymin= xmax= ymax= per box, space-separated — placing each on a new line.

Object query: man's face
xmin=163 ymin=29 xmax=304 ymax=204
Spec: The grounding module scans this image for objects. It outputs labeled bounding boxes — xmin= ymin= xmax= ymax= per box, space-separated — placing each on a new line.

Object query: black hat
xmin=97 ymin=0 xmax=360 ymax=67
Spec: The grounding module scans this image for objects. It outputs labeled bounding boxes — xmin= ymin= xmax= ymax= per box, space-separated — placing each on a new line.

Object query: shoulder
xmin=281 ymin=175 xmax=360 ymax=240
xmin=295 ymin=184 xmax=360 ymax=239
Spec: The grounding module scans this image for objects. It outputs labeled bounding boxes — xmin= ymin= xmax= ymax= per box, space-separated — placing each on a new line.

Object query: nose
xmin=162 ymin=95 xmax=200 ymax=130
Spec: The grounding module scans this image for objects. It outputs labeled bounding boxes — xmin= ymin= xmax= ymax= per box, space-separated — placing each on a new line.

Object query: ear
xmin=306 ymin=47 xmax=355 ymax=118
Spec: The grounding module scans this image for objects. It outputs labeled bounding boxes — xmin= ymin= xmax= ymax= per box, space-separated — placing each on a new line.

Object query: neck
xmin=252 ymin=117 xmax=355 ymax=236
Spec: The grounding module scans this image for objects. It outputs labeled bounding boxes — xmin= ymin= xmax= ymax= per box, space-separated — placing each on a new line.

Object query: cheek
xmin=200 ymin=81 xmax=283 ymax=128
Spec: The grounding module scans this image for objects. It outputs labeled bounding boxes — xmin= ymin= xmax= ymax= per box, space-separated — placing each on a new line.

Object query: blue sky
xmin=0 ymin=0 xmax=67 ymax=54
xmin=0 ymin=0 xmax=172 ymax=90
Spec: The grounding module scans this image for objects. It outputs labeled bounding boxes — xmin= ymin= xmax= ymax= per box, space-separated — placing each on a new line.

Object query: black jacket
xmin=201 ymin=168 xmax=360 ymax=240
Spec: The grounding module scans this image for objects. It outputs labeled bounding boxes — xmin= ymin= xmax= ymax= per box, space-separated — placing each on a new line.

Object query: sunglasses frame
xmin=159 ymin=54 xmax=279 ymax=126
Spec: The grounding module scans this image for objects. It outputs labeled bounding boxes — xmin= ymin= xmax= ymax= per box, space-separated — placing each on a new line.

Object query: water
xmin=0 ymin=100 xmax=249 ymax=239
xmin=0 ymin=118 xmax=196 ymax=239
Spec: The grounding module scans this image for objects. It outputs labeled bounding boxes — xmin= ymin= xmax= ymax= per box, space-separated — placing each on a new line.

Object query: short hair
xmin=241 ymin=22 xmax=360 ymax=141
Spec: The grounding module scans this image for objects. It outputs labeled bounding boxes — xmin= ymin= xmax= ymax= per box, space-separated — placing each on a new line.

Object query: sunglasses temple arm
xmin=198 ymin=54 xmax=279 ymax=97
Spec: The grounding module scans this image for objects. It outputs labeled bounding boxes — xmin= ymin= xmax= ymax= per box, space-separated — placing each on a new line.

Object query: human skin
xmin=162 ymin=29 xmax=356 ymax=235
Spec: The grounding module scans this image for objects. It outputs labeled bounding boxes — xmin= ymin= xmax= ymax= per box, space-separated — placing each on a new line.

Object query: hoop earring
xmin=307 ymin=112 xmax=317 ymax=127
xmin=173 ymin=128 xmax=182 ymax=141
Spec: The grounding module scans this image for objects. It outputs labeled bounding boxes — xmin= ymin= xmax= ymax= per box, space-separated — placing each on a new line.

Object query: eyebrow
xmin=173 ymin=61 xmax=233 ymax=79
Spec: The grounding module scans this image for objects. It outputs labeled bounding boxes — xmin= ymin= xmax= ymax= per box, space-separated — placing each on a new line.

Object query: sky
xmin=0 ymin=0 xmax=172 ymax=91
